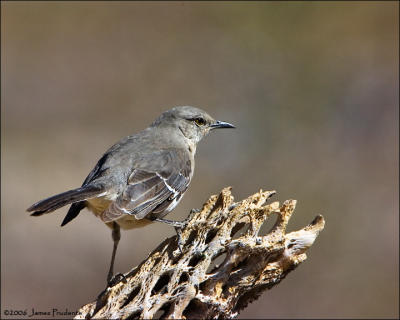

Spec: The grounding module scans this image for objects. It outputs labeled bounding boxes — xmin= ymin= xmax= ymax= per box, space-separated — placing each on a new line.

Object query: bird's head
xmin=151 ymin=106 xmax=235 ymax=144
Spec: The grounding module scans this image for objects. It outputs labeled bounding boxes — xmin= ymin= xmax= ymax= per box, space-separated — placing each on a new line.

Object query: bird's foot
xmin=173 ymin=219 xmax=189 ymax=229
xmin=154 ymin=217 xmax=188 ymax=229
xmin=153 ymin=217 xmax=189 ymax=252
xmin=190 ymin=208 xmax=201 ymax=214
xmin=107 ymin=272 xmax=127 ymax=288
xmin=174 ymin=218 xmax=191 ymax=253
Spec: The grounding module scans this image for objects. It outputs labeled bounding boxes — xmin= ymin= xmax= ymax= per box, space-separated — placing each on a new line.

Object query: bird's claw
xmin=174 ymin=218 xmax=190 ymax=253
xmin=107 ymin=272 xmax=127 ymax=287
xmin=174 ymin=226 xmax=185 ymax=253
xmin=174 ymin=219 xmax=188 ymax=229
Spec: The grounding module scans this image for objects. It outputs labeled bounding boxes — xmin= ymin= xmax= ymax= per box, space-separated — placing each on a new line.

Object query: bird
xmin=27 ymin=106 xmax=235 ymax=285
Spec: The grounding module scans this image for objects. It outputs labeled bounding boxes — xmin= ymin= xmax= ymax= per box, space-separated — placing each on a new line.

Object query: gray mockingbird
xmin=27 ymin=106 xmax=235 ymax=284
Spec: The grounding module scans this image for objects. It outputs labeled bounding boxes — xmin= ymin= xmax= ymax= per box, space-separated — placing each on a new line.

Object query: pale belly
xmin=86 ymin=197 xmax=154 ymax=230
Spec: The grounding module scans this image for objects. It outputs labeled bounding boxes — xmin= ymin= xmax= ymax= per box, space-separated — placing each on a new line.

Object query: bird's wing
xmin=102 ymin=149 xmax=191 ymax=222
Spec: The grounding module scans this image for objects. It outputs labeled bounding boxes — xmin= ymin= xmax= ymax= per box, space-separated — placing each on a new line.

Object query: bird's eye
xmin=192 ymin=117 xmax=206 ymax=126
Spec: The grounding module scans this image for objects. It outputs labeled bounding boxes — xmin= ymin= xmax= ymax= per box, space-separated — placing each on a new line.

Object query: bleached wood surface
xmin=76 ymin=187 xmax=325 ymax=319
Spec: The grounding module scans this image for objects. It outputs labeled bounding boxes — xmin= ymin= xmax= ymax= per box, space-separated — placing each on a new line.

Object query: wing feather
xmin=102 ymin=149 xmax=190 ymax=222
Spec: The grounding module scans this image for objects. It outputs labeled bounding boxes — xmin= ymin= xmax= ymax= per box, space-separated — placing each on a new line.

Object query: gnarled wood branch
xmin=75 ymin=187 xmax=325 ymax=319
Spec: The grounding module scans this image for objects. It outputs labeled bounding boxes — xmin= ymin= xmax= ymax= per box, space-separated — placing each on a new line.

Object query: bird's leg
xmin=106 ymin=222 xmax=126 ymax=287
xmin=153 ymin=217 xmax=189 ymax=252
xmin=107 ymin=222 xmax=120 ymax=282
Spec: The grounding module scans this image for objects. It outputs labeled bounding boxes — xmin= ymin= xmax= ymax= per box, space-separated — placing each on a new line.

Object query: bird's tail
xmin=27 ymin=185 xmax=104 ymax=216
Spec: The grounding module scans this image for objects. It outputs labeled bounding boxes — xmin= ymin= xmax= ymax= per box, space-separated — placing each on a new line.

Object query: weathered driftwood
xmin=76 ymin=187 xmax=325 ymax=319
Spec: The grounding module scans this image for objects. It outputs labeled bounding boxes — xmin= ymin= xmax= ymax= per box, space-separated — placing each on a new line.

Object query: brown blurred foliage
xmin=1 ymin=2 xmax=398 ymax=319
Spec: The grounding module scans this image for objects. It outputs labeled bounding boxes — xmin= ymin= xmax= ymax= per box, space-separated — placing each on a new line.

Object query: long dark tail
xmin=61 ymin=201 xmax=86 ymax=226
xmin=27 ymin=185 xmax=104 ymax=217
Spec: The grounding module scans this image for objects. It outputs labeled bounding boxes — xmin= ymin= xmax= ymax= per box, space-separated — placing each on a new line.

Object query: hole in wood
xmin=232 ymin=256 xmax=249 ymax=273
xmin=230 ymin=222 xmax=251 ymax=239
xmin=121 ymin=285 xmax=141 ymax=308
xmin=199 ymin=280 xmax=207 ymax=293
xmin=216 ymin=218 xmax=224 ymax=226
xmin=171 ymin=253 xmax=183 ymax=265
xmin=151 ymin=273 xmax=170 ymax=296
xmin=153 ymin=310 xmax=164 ymax=320
xmin=188 ymin=254 xmax=204 ymax=267
xmin=125 ymin=311 xmax=141 ymax=320
xmin=258 ymin=212 xmax=279 ymax=236
xmin=183 ymin=298 xmax=209 ymax=319
xmin=206 ymin=252 xmax=227 ymax=274
xmin=187 ymin=229 xmax=198 ymax=244
xmin=153 ymin=302 xmax=171 ymax=320
xmin=205 ymin=228 xmax=218 ymax=244
xmin=221 ymin=283 xmax=229 ymax=296
xmin=178 ymin=272 xmax=189 ymax=284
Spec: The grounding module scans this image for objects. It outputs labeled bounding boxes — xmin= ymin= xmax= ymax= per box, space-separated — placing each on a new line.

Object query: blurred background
xmin=1 ymin=1 xmax=398 ymax=319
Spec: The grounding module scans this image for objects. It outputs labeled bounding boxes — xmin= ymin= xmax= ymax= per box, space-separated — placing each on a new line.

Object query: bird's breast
xmin=113 ymin=216 xmax=154 ymax=230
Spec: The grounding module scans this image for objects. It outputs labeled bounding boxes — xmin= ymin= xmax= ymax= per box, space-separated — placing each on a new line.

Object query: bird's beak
xmin=209 ymin=120 xmax=235 ymax=129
